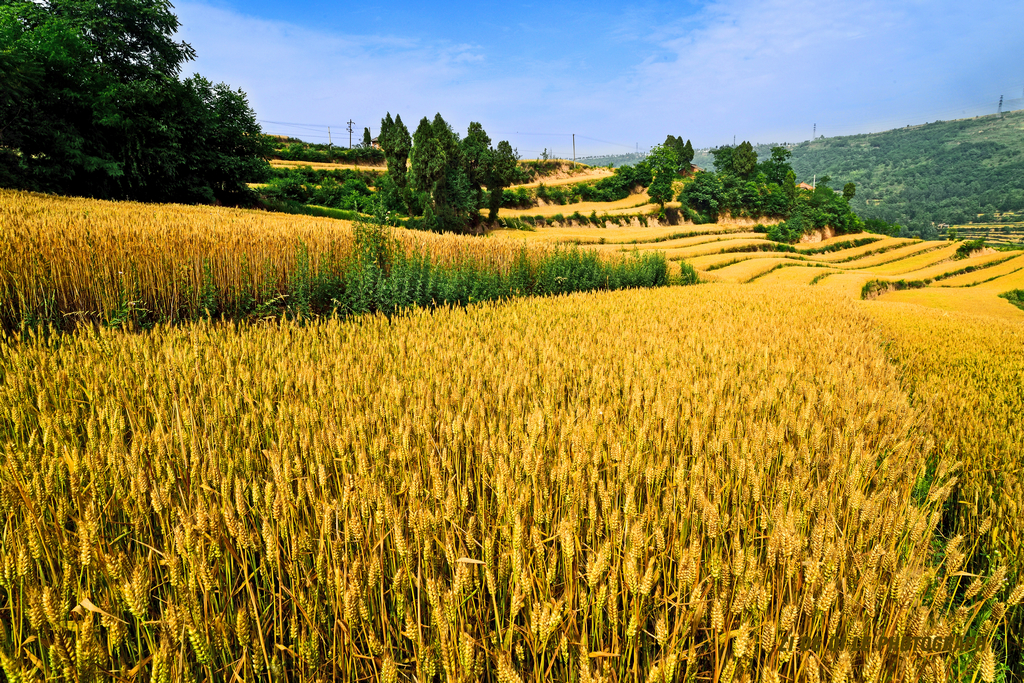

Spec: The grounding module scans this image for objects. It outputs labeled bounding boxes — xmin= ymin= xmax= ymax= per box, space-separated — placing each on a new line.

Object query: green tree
xmin=711 ymin=141 xmax=758 ymax=179
xmin=843 ymin=182 xmax=856 ymax=200
xmin=485 ymin=141 xmax=519 ymax=222
xmin=409 ymin=114 xmax=475 ymax=233
xmin=646 ymin=144 xmax=678 ymax=213
xmin=732 ymin=141 xmax=758 ymax=179
xmin=711 ymin=145 xmax=734 ymax=175
xmin=759 ymin=147 xmax=793 ymax=186
xmin=0 ymin=0 xmax=268 ymax=203
xmin=663 ymin=135 xmax=695 ymax=172
xmin=362 ymin=127 xmax=372 ymax=147
xmin=679 ymin=170 xmax=724 ymax=222
xmin=378 ymin=113 xmax=412 ymax=213
xmin=783 ymin=169 xmax=797 ymax=204
xmin=682 ymin=139 xmax=695 ymax=169
xmin=461 ymin=121 xmax=492 ymax=228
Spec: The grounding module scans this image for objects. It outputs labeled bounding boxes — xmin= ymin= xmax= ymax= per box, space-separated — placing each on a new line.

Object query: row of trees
xmin=635 ymin=134 xmax=696 ymax=213
xmin=670 ymin=142 xmax=862 ymax=241
xmin=0 ymin=0 xmax=270 ymax=204
xmin=663 ymin=135 xmax=695 ymax=171
xmin=376 ymin=113 xmax=518 ymax=233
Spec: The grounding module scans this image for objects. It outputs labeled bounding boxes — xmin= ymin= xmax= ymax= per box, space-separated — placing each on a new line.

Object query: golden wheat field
xmin=1 ymin=285 xmax=1018 ymax=683
xmin=2 ymin=192 xmax=1024 ymax=682
xmin=0 ymin=190 xmax=572 ymax=327
xmin=495 ymin=195 xmax=655 ymax=219
xmin=270 ymin=160 xmax=386 ymax=172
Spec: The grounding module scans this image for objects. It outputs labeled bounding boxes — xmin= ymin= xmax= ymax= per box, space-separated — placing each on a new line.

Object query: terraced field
xmin=494 ymin=220 xmax=1024 ymax=319
xmin=270 ymin=159 xmax=385 ymax=171
xmin=496 ymin=193 xmax=656 ymax=218
xmin=949 ymin=222 xmax=1024 ymax=246
xmin=3 ymin=191 xmax=1023 ymax=682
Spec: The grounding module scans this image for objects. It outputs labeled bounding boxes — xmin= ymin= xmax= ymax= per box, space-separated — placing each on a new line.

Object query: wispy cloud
xmin=176 ymin=0 xmax=1024 ymax=154
xmin=176 ymin=2 xmax=511 ymax=141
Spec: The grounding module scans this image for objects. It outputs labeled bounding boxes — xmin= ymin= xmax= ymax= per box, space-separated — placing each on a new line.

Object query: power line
xmin=575 ymin=135 xmax=635 ymax=151
xmin=258 ymin=91 xmax=1024 ymax=153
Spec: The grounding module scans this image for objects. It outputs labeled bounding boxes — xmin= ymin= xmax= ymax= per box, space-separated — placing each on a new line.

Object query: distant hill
xmin=780 ymin=110 xmax=1024 ymax=238
xmin=683 ymin=111 xmax=1024 ymax=238
xmin=574 ymin=152 xmax=647 ymax=168
xmin=561 ymin=110 xmax=1024 ymax=239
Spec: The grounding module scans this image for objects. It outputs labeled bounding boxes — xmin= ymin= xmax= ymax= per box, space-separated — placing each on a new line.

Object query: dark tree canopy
xmin=0 ymin=0 xmax=270 ymax=204
xmin=646 ymin=144 xmax=678 ymax=211
xmin=732 ymin=141 xmax=758 ymax=179
xmin=759 ymin=147 xmax=793 ymax=186
xmin=28 ymin=0 xmax=196 ymax=81
xmin=710 ymin=141 xmax=757 ymax=179
xmin=679 ymin=170 xmax=724 ymax=222
xmin=663 ymin=135 xmax=695 ymax=171
xmin=679 ymin=141 xmax=860 ymax=240
xmin=461 ymin=121 xmax=492 ymax=227
xmin=485 ymin=140 xmax=519 ymax=222
xmin=379 ymin=113 xmax=412 ymax=184
xmin=390 ymin=114 xmax=518 ymax=232
xmin=409 ymin=114 xmax=475 ymax=233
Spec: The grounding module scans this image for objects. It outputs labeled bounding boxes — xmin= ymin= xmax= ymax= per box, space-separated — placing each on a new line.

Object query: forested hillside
xmin=786 ymin=110 xmax=1024 ymax=237
xmin=687 ymin=111 xmax=1024 ymax=238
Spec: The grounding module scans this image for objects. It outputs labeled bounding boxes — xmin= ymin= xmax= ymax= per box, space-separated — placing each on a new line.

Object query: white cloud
xmin=175 ymin=2 xmax=520 ymax=142
xmin=609 ymin=0 xmax=1024 ymax=145
xmin=175 ymin=0 xmax=1024 ymax=153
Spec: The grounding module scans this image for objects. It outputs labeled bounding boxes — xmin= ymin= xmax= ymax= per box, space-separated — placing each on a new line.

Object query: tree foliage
xmin=712 ymin=141 xmax=758 ymax=179
xmin=784 ymin=110 xmax=1024 ymax=237
xmin=0 ymin=0 xmax=269 ymax=203
xmin=377 ymin=113 xmax=413 ymax=214
xmin=663 ymin=134 xmax=694 ymax=171
xmin=679 ymin=171 xmax=724 ymax=223
xmin=645 ymin=144 xmax=678 ymax=211
xmin=731 ymin=141 xmax=758 ymax=179
xmin=399 ymin=114 xmax=519 ymax=233
xmin=486 ymin=141 xmax=519 ymax=222
xmin=679 ymin=141 xmax=861 ymax=240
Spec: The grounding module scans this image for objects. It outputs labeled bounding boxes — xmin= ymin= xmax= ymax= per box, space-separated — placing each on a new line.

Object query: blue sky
xmin=176 ymin=0 xmax=1024 ymax=157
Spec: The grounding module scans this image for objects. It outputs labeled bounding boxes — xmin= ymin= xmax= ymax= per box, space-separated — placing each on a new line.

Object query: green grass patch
xmin=998 ymin=289 xmax=1024 ymax=311
xmin=861 ymin=278 xmax=930 ymax=299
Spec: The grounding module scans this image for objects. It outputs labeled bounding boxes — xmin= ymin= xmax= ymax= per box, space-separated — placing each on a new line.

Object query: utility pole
xmin=813 ymin=123 xmax=816 ymax=139
xmin=328 ymin=126 xmax=332 ymax=146
xmin=998 ymin=95 xmax=1003 ymax=117
xmin=572 ymin=134 xmax=576 ymax=169
xmin=347 ymin=119 xmax=354 ymax=149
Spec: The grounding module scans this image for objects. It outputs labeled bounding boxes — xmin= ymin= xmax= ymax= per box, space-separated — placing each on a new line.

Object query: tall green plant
xmin=646 ymin=144 xmax=678 ymax=214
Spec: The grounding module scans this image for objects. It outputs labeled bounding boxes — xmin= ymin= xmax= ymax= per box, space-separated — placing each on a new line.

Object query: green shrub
xmin=954 ymin=239 xmax=986 ymax=260
xmin=498 ymin=217 xmax=536 ymax=231
xmin=998 ymin=289 xmax=1024 ymax=311
xmin=860 ymin=278 xmax=929 ymax=299
xmin=676 ymin=259 xmax=699 ymax=285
